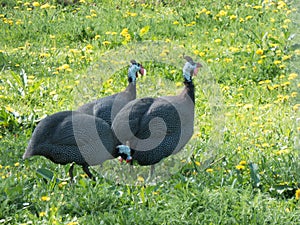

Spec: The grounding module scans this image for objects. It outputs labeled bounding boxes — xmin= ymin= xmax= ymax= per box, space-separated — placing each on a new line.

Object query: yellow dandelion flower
xmin=128 ymin=12 xmax=137 ymax=17
xmin=274 ymin=60 xmax=281 ymax=65
xmin=41 ymin=196 xmax=50 ymax=201
xmin=199 ymin=52 xmax=205 ymax=57
xmin=102 ymin=41 xmax=111 ymax=45
xmin=39 ymin=211 xmax=46 ymax=217
xmin=61 ymin=64 xmax=70 ymax=70
xmin=94 ymin=34 xmax=100 ymax=40
xmin=281 ymin=81 xmax=290 ymax=87
xmin=206 ymin=168 xmax=213 ymax=173
xmin=120 ymin=28 xmax=129 ymax=36
xmin=67 ymin=222 xmax=78 ymax=225
xmin=230 ymin=15 xmax=237 ymax=20
xmin=239 ymin=160 xmax=247 ymax=165
xmin=224 ymin=58 xmax=233 ymax=63
xmin=14 ymin=162 xmax=20 ymax=167
xmin=276 ymin=149 xmax=289 ymax=155
xmin=86 ymin=44 xmax=93 ymax=50
xmin=229 ymin=46 xmax=240 ymax=53
xmin=261 ymin=143 xmax=270 ymax=148
xmin=222 ymin=86 xmax=230 ymax=91
xmin=218 ymin=10 xmax=227 ymax=17
xmin=15 ymin=19 xmax=22 ymax=25
xmin=137 ymin=176 xmax=144 ymax=182
xmin=195 ymin=161 xmax=201 ymax=166
xmin=139 ymin=25 xmax=150 ymax=36
xmin=277 ymin=1 xmax=286 ymax=9
xmin=58 ymin=181 xmax=68 ymax=188
xmin=39 ymin=53 xmax=50 ymax=58
xmin=279 ymin=64 xmax=285 ymax=69
xmin=256 ymin=49 xmax=264 ymax=55
xmin=214 ymin=38 xmax=222 ymax=43
xmin=295 ymin=189 xmax=300 ymax=200
xmin=291 ymin=92 xmax=297 ymax=98
xmin=173 ymin=21 xmax=179 ymax=25
xmin=252 ymin=5 xmax=262 ymax=9
xmin=175 ymin=82 xmax=182 ymax=87
xmin=236 ymin=165 xmax=245 ymax=170
xmin=32 ymin=2 xmax=40 ymax=7
xmin=288 ymin=73 xmax=298 ymax=80
xmin=293 ymin=104 xmax=300 ymax=111
xmin=5 ymin=106 xmax=14 ymax=112
xmin=40 ymin=3 xmax=51 ymax=9
xmin=282 ymin=55 xmax=291 ymax=61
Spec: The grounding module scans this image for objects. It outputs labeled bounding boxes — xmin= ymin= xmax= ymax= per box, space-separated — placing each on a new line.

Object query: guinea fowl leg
xmin=150 ymin=165 xmax=155 ymax=178
xmin=69 ymin=163 xmax=75 ymax=182
xmin=146 ymin=165 xmax=156 ymax=183
xmin=82 ymin=165 xmax=94 ymax=180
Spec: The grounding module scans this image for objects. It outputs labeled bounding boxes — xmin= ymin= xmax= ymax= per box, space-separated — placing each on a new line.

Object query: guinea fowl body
xmin=112 ymin=57 xmax=200 ymax=168
xmin=23 ymin=110 xmax=119 ymax=179
xmin=77 ymin=61 xmax=144 ymax=126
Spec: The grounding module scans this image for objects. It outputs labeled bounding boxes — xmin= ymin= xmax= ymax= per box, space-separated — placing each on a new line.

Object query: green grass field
xmin=0 ymin=0 xmax=299 ymax=224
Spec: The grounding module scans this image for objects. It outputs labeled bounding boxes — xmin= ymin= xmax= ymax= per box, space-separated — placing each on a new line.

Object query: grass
xmin=0 ymin=0 xmax=300 ymax=224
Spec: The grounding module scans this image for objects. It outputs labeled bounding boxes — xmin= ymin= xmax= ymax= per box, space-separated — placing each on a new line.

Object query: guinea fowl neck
xmin=125 ymin=81 xmax=136 ymax=98
xmin=182 ymin=81 xmax=195 ymax=104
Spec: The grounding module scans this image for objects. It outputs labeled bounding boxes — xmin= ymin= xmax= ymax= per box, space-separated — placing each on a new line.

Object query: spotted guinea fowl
xmin=112 ymin=56 xmax=202 ymax=175
xmin=77 ymin=60 xmax=145 ymax=125
xmin=23 ymin=110 xmax=120 ymax=180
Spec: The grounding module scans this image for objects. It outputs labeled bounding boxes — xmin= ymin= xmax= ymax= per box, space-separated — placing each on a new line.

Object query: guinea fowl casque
xmin=23 ymin=111 xmax=120 ymax=180
xmin=112 ymin=56 xmax=202 ymax=176
xmin=77 ymin=60 xmax=145 ymax=125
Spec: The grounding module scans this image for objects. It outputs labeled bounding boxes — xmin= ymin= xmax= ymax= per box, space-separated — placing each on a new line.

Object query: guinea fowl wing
xmin=63 ymin=112 xmax=117 ymax=166
xmin=112 ymin=97 xmax=155 ymax=143
xmin=130 ymin=97 xmax=182 ymax=165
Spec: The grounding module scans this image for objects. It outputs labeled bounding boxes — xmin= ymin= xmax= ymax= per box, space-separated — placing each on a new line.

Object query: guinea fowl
xmin=77 ymin=60 xmax=145 ymax=125
xmin=23 ymin=111 xmax=120 ymax=180
xmin=112 ymin=56 xmax=202 ymax=175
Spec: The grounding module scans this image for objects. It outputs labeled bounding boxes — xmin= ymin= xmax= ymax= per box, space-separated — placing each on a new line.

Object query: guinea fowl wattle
xmin=23 ymin=111 xmax=120 ymax=180
xmin=112 ymin=56 xmax=202 ymax=175
xmin=77 ymin=60 xmax=145 ymax=125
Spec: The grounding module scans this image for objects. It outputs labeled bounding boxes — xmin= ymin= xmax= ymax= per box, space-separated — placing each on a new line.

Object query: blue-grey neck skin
xmin=128 ymin=64 xmax=140 ymax=84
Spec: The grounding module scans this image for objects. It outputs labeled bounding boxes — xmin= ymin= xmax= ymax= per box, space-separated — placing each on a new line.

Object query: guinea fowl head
xmin=183 ymin=56 xmax=202 ymax=83
xmin=128 ymin=60 xmax=145 ymax=84
xmin=116 ymin=144 xmax=132 ymax=163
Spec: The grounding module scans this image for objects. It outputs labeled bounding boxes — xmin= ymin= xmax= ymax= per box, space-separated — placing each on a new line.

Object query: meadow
xmin=0 ymin=0 xmax=299 ymax=224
